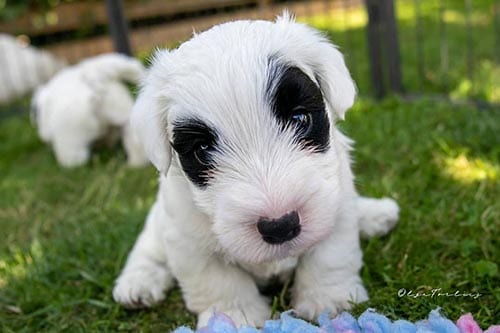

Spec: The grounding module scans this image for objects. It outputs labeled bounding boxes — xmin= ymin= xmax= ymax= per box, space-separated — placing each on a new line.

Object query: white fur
xmin=32 ymin=53 xmax=149 ymax=167
xmin=114 ymin=15 xmax=399 ymax=328
xmin=0 ymin=34 xmax=66 ymax=104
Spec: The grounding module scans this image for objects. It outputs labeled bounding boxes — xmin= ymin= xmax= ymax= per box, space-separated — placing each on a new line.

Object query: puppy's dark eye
xmin=290 ymin=107 xmax=313 ymax=136
xmin=193 ymin=142 xmax=212 ymax=165
xmin=269 ymin=65 xmax=330 ymax=153
xmin=172 ymin=119 xmax=217 ymax=188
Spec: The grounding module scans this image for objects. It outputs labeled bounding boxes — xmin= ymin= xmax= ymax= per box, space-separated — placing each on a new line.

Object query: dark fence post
xmin=365 ymin=0 xmax=385 ymax=98
xmin=364 ymin=0 xmax=403 ymax=98
xmin=439 ymin=0 xmax=449 ymax=91
xmin=105 ymin=0 xmax=132 ymax=56
xmin=381 ymin=0 xmax=403 ymax=93
xmin=464 ymin=0 xmax=474 ymax=82
xmin=414 ymin=0 xmax=424 ymax=89
xmin=495 ymin=1 xmax=500 ymax=64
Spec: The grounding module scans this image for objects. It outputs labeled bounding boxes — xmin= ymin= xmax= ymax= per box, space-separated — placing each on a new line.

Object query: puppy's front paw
xmin=292 ymin=280 xmax=368 ymax=321
xmin=357 ymin=197 xmax=399 ymax=238
xmin=55 ymin=145 xmax=90 ymax=168
xmin=113 ymin=265 xmax=172 ymax=308
xmin=197 ymin=299 xmax=270 ymax=329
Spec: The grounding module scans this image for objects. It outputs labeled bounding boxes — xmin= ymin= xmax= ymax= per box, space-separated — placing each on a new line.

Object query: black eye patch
xmin=172 ymin=119 xmax=217 ymax=188
xmin=269 ymin=65 xmax=330 ymax=152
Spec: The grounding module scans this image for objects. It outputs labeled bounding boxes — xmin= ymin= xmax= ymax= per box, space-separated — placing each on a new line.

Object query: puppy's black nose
xmin=257 ymin=211 xmax=301 ymax=244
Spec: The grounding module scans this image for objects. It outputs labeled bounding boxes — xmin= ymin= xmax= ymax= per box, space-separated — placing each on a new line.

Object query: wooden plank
xmin=0 ymin=2 xmax=109 ymax=36
xmin=46 ymin=37 xmax=114 ymax=63
xmin=44 ymin=0 xmax=342 ymax=63
xmin=125 ymin=0 xmax=257 ymax=22
xmin=0 ymin=0 xmax=256 ymax=37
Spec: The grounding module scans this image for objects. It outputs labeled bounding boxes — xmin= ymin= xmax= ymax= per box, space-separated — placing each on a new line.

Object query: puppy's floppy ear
xmin=311 ymin=41 xmax=356 ymax=121
xmin=130 ymin=50 xmax=172 ymax=174
xmin=277 ymin=14 xmax=357 ymax=121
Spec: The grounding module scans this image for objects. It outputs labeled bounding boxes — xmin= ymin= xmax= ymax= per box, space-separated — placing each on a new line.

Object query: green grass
xmin=1 ymin=0 xmax=499 ymax=331
xmin=0 ymin=113 xmax=196 ymax=332
xmin=303 ymin=0 xmax=499 ymax=103
xmin=1 ymin=97 xmax=498 ymax=331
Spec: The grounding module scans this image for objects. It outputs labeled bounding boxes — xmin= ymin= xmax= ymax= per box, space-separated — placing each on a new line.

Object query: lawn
xmin=1 ymin=96 xmax=498 ymax=332
xmin=1 ymin=0 xmax=499 ymax=332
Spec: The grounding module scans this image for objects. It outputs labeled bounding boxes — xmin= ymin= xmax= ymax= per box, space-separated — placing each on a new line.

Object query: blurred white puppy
xmin=0 ymin=34 xmax=66 ymax=104
xmin=113 ymin=15 xmax=399 ymax=327
xmin=32 ymin=53 xmax=148 ymax=167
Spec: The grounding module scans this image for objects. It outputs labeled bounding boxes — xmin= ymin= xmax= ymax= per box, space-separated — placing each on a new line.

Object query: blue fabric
xmin=278 ymin=311 xmax=319 ymax=333
xmin=329 ymin=312 xmax=361 ymax=333
xmin=172 ymin=309 xmax=468 ymax=333
xmin=358 ymin=310 xmax=392 ymax=333
xmin=416 ymin=309 xmax=459 ymax=333
xmin=392 ymin=320 xmax=417 ymax=333
xmin=173 ymin=327 xmax=195 ymax=333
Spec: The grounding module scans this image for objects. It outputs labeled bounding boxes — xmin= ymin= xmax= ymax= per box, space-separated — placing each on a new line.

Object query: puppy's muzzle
xmin=257 ymin=211 xmax=301 ymax=244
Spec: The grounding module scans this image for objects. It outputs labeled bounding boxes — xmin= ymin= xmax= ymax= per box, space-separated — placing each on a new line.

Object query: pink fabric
xmin=457 ymin=314 xmax=483 ymax=333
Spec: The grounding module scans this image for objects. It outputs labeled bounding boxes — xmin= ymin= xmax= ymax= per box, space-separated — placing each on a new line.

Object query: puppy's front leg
xmin=291 ymin=211 xmax=368 ymax=321
xmin=167 ymin=248 xmax=270 ymax=328
xmin=113 ymin=201 xmax=174 ymax=308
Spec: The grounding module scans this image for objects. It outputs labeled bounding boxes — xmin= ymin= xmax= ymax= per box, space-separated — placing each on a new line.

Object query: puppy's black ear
xmin=275 ymin=14 xmax=357 ymax=121
xmin=130 ymin=50 xmax=172 ymax=174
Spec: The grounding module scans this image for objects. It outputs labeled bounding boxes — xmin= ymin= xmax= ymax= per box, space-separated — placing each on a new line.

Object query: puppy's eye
xmin=194 ymin=142 xmax=212 ymax=165
xmin=290 ymin=107 xmax=313 ymax=136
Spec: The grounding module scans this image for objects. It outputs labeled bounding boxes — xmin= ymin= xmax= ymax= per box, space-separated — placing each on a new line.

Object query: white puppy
xmin=0 ymin=34 xmax=66 ymax=104
xmin=113 ymin=15 xmax=399 ymax=327
xmin=32 ymin=53 xmax=148 ymax=167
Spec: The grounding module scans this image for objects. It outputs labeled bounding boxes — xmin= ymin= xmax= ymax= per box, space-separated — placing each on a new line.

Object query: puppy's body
xmin=32 ymin=53 xmax=148 ymax=167
xmin=114 ymin=16 xmax=399 ymax=327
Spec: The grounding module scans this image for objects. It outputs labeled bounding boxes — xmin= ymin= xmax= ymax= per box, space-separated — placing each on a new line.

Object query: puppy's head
xmin=132 ymin=14 xmax=356 ymax=263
